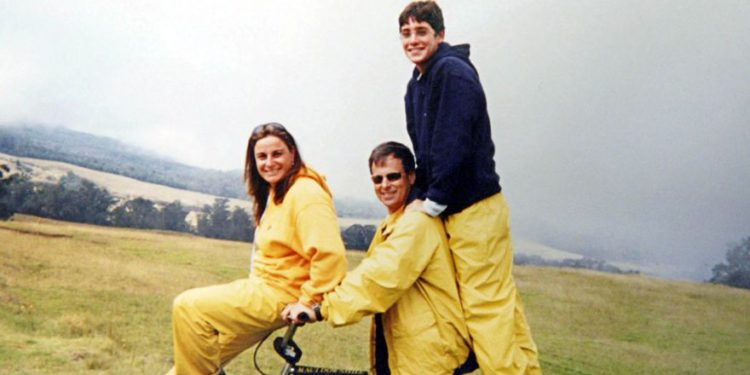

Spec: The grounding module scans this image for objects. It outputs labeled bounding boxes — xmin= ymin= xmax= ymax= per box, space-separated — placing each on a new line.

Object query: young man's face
xmin=370 ymin=155 xmax=416 ymax=214
xmin=400 ymin=17 xmax=444 ymax=73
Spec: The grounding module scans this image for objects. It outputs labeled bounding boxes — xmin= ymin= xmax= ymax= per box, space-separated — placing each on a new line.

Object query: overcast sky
xmin=2 ymin=0 xmax=749 ymax=280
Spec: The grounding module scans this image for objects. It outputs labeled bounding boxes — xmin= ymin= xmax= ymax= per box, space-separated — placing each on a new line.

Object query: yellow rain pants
xmin=166 ymin=276 xmax=295 ymax=375
xmin=444 ymin=192 xmax=541 ymax=374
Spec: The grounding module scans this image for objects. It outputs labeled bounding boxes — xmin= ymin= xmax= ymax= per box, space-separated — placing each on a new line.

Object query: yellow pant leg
xmin=514 ymin=290 xmax=541 ymax=374
xmin=445 ymin=193 xmax=540 ymax=374
xmin=168 ymin=276 xmax=295 ymax=375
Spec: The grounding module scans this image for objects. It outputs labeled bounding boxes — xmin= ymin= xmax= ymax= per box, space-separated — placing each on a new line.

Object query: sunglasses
xmin=251 ymin=122 xmax=287 ymax=137
xmin=371 ymin=172 xmax=402 ymax=184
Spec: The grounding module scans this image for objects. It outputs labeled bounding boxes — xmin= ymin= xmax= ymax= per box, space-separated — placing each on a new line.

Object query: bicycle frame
xmin=273 ymin=322 xmax=368 ymax=375
xmin=220 ymin=320 xmax=475 ymax=374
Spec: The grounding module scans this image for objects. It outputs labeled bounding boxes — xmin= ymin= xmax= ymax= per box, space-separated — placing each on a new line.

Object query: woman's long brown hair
xmin=244 ymin=122 xmax=305 ymax=224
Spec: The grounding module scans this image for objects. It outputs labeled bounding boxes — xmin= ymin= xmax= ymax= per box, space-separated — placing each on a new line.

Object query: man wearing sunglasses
xmin=283 ymin=141 xmax=476 ymax=374
xmin=398 ymin=2 xmax=540 ymax=374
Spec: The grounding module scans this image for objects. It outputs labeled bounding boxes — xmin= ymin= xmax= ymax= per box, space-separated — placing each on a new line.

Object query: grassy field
xmin=1 ymin=215 xmax=749 ymax=374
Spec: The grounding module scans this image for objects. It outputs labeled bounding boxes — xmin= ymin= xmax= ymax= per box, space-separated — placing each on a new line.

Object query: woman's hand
xmin=281 ymin=303 xmax=317 ymax=324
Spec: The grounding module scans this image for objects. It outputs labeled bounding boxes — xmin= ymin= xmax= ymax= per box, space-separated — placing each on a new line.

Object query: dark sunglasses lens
xmin=371 ymin=172 xmax=402 ymax=184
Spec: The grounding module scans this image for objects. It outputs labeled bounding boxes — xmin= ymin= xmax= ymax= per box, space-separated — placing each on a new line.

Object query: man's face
xmin=400 ymin=17 xmax=444 ymax=73
xmin=370 ymin=155 xmax=415 ymax=214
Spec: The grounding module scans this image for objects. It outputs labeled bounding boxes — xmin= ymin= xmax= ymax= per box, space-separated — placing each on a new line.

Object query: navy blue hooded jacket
xmin=405 ymin=42 xmax=501 ymax=216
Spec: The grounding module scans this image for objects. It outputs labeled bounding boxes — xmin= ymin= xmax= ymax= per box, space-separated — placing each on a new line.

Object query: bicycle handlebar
xmin=273 ymin=313 xmax=368 ymax=375
xmin=279 ymin=311 xmax=309 ymax=348
xmin=298 ymin=312 xmax=310 ymax=323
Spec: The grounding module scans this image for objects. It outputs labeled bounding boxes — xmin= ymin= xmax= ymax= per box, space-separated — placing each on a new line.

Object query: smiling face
xmin=254 ymin=135 xmax=295 ymax=189
xmin=371 ymin=154 xmax=415 ymax=214
xmin=400 ymin=17 xmax=444 ymax=73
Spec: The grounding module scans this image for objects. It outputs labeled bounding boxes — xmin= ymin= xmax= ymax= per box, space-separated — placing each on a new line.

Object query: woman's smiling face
xmin=254 ymin=135 xmax=295 ymax=188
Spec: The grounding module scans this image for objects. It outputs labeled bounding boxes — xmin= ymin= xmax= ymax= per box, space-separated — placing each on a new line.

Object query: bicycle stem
xmin=280 ymin=323 xmax=299 ymax=348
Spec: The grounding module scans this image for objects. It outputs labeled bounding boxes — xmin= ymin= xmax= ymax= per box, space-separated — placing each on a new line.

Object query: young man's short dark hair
xmin=398 ymin=1 xmax=444 ymax=34
xmin=369 ymin=141 xmax=416 ymax=174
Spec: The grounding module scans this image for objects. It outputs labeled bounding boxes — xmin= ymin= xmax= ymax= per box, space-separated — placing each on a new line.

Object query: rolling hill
xmin=1 ymin=123 xmax=621 ymax=266
xmin=0 ymin=150 xmax=594 ymax=263
xmin=0 ymin=124 xmax=384 ymax=219
xmin=0 ymin=124 xmax=246 ymax=198
xmin=0 ymin=151 xmax=251 ymax=212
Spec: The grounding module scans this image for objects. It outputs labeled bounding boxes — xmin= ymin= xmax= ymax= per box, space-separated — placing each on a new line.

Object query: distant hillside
xmin=0 ymin=124 xmax=602 ymax=265
xmin=0 ymin=124 xmax=384 ymax=218
xmin=0 ymin=124 xmax=246 ymax=199
xmin=0 ymin=151 xmax=251 ymax=211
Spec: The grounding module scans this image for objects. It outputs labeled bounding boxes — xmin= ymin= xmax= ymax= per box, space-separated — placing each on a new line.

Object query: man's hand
xmin=281 ymin=303 xmax=317 ymax=325
xmin=405 ymin=199 xmax=424 ymax=212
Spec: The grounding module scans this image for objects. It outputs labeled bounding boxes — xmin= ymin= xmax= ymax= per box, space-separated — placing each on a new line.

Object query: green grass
xmin=2 ymin=215 xmax=749 ymax=374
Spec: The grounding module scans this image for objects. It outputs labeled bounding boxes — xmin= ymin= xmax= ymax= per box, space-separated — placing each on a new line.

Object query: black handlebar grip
xmin=298 ymin=312 xmax=310 ymax=322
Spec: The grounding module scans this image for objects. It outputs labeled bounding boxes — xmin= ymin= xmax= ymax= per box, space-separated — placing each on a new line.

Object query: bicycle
xmin=219 ymin=313 xmax=368 ymax=375
xmin=219 ymin=315 xmax=477 ymax=375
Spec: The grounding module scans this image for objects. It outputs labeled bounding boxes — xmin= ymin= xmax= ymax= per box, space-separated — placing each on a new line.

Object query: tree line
xmin=4 ymin=166 xmax=749 ymax=288
xmin=0 ymin=171 xmax=255 ymax=242
xmin=514 ymin=253 xmax=640 ymax=275
xmin=1 ymin=125 xmax=385 ymax=219
xmin=710 ymin=237 xmax=750 ymax=290
xmin=0 ymin=169 xmax=376 ymax=248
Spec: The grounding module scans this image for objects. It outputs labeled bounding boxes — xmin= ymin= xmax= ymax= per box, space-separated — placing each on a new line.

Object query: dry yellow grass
xmin=0 ymin=215 xmax=368 ymax=374
xmin=2 ymin=215 xmax=749 ymax=374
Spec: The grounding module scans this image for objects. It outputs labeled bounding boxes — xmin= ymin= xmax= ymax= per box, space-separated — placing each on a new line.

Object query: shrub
xmin=710 ymin=237 xmax=750 ymax=289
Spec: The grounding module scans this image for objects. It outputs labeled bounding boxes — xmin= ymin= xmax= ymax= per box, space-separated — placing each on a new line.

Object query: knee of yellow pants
xmin=172 ymin=289 xmax=201 ymax=328
xmin=170 ymin=287 xmax=225 ymax=374
xmin=171 ymin=279 xmax=297 ymax=374
xmin=172 ymin=291 xmax=188 ymax=317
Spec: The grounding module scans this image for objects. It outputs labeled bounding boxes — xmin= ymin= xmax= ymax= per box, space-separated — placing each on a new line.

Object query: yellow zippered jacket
xmin=322 ymin=208 xmax=471 ymax=374
xmin=252 ymin=166 xmax=347 ymax=306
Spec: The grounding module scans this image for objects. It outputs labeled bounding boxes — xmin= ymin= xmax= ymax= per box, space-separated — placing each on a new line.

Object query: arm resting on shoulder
xmin=323 ymin=214 xmax=439 ymax=326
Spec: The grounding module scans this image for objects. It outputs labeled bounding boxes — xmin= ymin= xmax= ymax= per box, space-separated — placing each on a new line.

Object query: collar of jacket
xmin=411 ymin=42 xmax=472 ymax=81
xmin=378 ymin=206 xmax=406 ymax=242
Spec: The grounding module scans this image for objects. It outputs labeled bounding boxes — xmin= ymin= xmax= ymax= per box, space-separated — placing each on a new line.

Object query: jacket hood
xmin=414 ymin=42 xmax=477 ymax=79
xmin=294 ymin=165 xmax=333 ymax=197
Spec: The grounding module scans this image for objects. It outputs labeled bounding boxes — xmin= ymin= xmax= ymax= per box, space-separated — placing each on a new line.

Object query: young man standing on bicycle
xmin=283 ymin=142 xmax=475 ymax=374
xmin=398 ymin=2 xmax=541 ymax=374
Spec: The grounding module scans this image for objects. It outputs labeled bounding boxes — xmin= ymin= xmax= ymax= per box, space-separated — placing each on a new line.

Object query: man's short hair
xmin=398 ymin=1 xmax=445 ymax=34
xmin=369 ymin=141 xmax=416 ymax=174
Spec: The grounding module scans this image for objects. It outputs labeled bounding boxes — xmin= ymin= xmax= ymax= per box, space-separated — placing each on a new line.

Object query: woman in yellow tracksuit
xmin=167 ymin=123 xmax=347 ymax=375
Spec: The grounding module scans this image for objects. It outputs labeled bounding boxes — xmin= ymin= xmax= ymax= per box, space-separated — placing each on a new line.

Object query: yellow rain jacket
xmin=169 ymin=166 xmax=348 ymax=374
xmin=253 ymin=166 xmax=348 ymax=305
xmin=321 ymin=208 xmax=471 ymax=375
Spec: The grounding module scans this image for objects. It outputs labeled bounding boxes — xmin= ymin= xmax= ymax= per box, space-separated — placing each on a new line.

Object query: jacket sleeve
xmin=322 ymin=214 xmax=438 ymax=326
xmin=405 ymin=82 xmax=426 ymax=200
xmin=294 ymin=192 xmax=348 ymax=306
xmin=426 ymin=64 xmax=484 ymax=205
